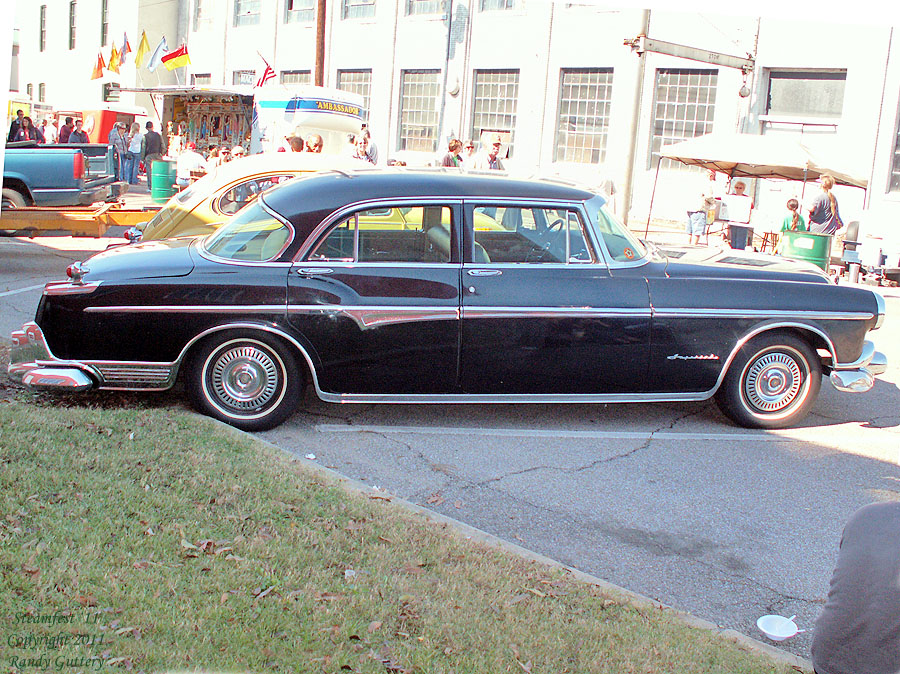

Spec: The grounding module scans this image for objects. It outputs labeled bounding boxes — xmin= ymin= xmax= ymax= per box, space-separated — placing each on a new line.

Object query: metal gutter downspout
xmin=621 ymin=9 xmax=651 ymax=227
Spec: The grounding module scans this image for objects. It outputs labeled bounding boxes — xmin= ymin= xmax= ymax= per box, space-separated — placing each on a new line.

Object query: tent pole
xmin=645 ymin=160 xmax=662 ymax=238
xmin=801 ymin=165 xmax=808 ymax=201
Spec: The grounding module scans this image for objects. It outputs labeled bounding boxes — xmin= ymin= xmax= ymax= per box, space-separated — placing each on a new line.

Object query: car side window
xmin=217 ymin=175 xmax=295 ymax=215
xmin=308 ymin=205 xmax=454 ymax=264
xmin=472 ymin=205 xmax=592 ymax=264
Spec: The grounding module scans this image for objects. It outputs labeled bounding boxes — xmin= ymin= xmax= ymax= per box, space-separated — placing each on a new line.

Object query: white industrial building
xmin=8 ymin=0 xmax=900 ymax=233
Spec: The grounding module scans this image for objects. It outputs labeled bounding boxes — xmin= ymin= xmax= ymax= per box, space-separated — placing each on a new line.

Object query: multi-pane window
xmin=68 ymin=1 xmax=76 ymax=50
xmin=100 ymin=0 xmax=108 ymax=46
xmin=234 ymin=0 xmax=261 ymax=26
xmin=192 ymin=73 xmax=212 ymax=85
xmin=39 ymin=6 xmax=47 ymax=51
xmin=285 ymin=0 xmax=315 ymax=22
xmin=194 ymin=0 xmax=212 ymax=29
xmin=766 ymin=70 xmax=846 ymax=120
xmin=398 ymin=70 xmax=440 ymax=152
xmin=233 ymin=70 xmax=256 ymax=86
xmin=342 ymin=0 xmax=376 ymax=19
xmin=407 ymin=0 xmax=440 ymax=15
xmin=480 ymin=0 xmax=518 ymax=9
xmin=472 ymin=69 xmax=519 ymax=156
xmin=38 ymin=83 xmax=46 ymax=102
xmin=555 ymin=68 xmax=613 ymax=164
xmin=650 ymin=68 xmax=718 ymax=171
xmin=337 ymin=70 xmax=372 ymax=122
xmin=281 ymin=70 xmax=312 ymax=85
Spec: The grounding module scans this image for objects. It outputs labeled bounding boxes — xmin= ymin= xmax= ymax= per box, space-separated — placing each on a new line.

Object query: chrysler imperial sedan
xmin=10 ymin=169 xmax=887 ymax=431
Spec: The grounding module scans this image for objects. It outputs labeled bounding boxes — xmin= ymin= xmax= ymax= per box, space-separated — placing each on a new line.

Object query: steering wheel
xmin=526 ymin=218 xmax=568 ymax=263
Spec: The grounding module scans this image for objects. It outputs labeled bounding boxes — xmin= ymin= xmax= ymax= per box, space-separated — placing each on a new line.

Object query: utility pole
xmin=314 ymin=0 xmax=326 ymax=86
xmin=620 ymin=10 xmax=650 ymax=227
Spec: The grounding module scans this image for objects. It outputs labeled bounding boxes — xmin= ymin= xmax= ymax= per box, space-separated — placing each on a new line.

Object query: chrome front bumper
xmin=829 ymin=340 xmax=888 ymax=393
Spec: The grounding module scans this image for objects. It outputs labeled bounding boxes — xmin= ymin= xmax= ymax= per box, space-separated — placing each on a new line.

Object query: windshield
xmin=587 ymin=196 xmax=647 ymax=263
xmin=202 ymin=201 xmax=292 ymax=262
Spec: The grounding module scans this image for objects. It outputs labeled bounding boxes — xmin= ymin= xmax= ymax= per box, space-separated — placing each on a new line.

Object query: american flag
xmin=255 ymin=62 xmax=275 ymax=87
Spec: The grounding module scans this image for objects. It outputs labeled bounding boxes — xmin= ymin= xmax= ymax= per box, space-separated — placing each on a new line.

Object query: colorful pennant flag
xmin=108 ymin=42 xmax=120 ymax=74
xmin=134 ymin=30 xmax=150 ymax=68
xmin=91 ymin=52 xmax=106 ymax=80
xmin=161 ymin=43 xmax=191 ymax=71
xmin=147 ymin=36 xmax=169 ymax=72
xmin=121 ymin=32 xmax=132 ymax=65
xmin=255 ymin=59 xmax=275 ymax=88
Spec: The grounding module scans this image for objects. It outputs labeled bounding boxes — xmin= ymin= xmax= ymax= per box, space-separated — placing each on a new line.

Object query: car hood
xmin=651 ymin=244 xmax=831 ymax=283
xmin=81 ymin=237 xmax=196 ymax=281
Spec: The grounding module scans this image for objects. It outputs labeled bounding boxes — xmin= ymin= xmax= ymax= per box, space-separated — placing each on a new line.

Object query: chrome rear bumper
xmin=9 ymin=322 xmax=177 ymax=392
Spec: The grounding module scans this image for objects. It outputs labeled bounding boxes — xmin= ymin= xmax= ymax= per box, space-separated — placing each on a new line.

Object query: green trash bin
xmin=150 ymin=159 xmax=177 ymax=204
xmin=778 ymin=230 xmax=833 ymax=271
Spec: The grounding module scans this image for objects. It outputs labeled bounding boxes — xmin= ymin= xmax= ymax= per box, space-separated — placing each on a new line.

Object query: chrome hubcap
xmin=210 ymin=345 xmax=279 ymax=411
xmin=744 ymin=352 xmax=804 ymax=413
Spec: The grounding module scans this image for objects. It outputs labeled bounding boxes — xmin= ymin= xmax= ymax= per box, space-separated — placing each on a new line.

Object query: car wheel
xmin=715 ymin=333 xmax=822 ymax=429
xmin=2 ymin=188 xmax=27 ymax=210
xmin=187 ymin=332 xmax=302 ymax=431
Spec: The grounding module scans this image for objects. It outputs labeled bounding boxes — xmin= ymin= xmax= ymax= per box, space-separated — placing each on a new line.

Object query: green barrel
xmin=778 ymin=231 xmax=833 ymax=271
xmin=150 ymin=159 xmax=177 ymax=204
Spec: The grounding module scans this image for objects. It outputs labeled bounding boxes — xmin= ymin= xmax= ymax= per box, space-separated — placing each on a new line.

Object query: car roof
xmin=263 ymin=167 xmax=599 ymax=234
xmin=200 ymin=151 xmax=361 ymax=185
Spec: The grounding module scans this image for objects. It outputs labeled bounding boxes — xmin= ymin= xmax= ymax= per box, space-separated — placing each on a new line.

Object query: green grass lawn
xmin=0 ymin=396 xmax=800 ymax=674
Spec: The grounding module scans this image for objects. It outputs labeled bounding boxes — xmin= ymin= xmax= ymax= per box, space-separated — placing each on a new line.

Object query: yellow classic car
xmin=129 ymin=153 xmax=362 ymax=242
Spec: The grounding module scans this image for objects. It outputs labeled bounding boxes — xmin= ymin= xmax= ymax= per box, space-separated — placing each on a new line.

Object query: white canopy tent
xmin=645 ymin=132 xmax=869 ymax=237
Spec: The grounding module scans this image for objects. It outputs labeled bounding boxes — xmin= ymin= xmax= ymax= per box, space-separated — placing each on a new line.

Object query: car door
xmin=459 ymin=201 xmax=650 ymax=395
xmin=287 ymin=200 xmax=462 ymax=396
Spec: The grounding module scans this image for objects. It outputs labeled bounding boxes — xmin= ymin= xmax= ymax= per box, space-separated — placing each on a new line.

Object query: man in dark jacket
xmin=67 ymin=119 xmax=89 ymax=143
xmin=141 ymin=121 xmax=167 ymax=191
xmin=58 ymin=117 xmax=75 ymax=144
xmin=7 ymin=109 xmax=24 ymax=142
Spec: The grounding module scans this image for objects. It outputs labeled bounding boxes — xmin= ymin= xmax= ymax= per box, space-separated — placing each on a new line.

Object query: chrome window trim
xmin=295 ymin=197 xmax=466 ymax=262
xmin=197 ymin=198 xmax=296 ymax=265
xmin=463 ymin=198 xmax=605 ymax=266
xmin=211 ymin=173 xmax=299 ymax=217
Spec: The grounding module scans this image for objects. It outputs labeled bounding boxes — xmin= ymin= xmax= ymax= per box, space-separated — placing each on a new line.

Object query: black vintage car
xmin=9 ymin=169 xmax=887 ymax=431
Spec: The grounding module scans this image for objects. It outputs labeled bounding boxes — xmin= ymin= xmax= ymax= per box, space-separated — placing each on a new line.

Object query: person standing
xmin=351 ymin=134 xmax=376 ymax=164
xmin=726 ymin=180 xmax=754 ymax=250
xmin=811 ymin=501 xmax=900 ymax=674
xmin=67 ymin=119 xmax=89 ymax=143
xmin=472 ymin=135 xmax=506 ymax=170
xmin=808 ymin=174 xmax=843 ymax=235
xmin=141 ymin=121 xmax=166 ymax=191
xmin=460 ymin=140 xmax=477 ymax=169
xmin=288 ymin=136 xmax=304 ymax=152
xmin=781 ymin=198 xmax=807 ymax=232
xmin=58 ymin=117 xmax=75 ymax=144
xmin=123 ymin=122 xmax=144 ymax=185
xmin=304 ymin=133 xmax=323 ymax=153
xmin=7 ymin=109 xmax=24 ymax=142
xmin=41 ymin=116 xmax=58 ymax=144
xmin=686 ymin=170 xmax=718 ymax=246
xmin=12 ymin=116 xmax=42 ymax=142
xmin=441 ymin=139 xmax=463 ymax=167
xmin=108 ymin=122 xmax=128 ymax=181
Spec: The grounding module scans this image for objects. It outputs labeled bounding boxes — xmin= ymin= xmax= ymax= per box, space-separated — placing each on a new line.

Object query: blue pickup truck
xmin=2 ymin=141 xmax=126 ymax=209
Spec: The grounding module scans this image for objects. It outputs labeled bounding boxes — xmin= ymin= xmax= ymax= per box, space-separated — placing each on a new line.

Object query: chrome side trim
xmin=85 ymin=305 xmax=286 ymax=314
xmin=316 ymin=390 xmax=714 ymax=404
xmin=286 ymin=306 xmax=459 ymax=330
xmin=462 ymin=307 xmax=651 ymax=319
xmin=654 ymin=308 xmax=874 ymax=320
xmin=873 ymin=291 xmax=885 ymax=330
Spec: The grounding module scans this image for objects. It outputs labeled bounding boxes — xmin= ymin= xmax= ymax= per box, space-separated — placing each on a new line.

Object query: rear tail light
xmin=73 ymin=151 xmax=85 ymax=180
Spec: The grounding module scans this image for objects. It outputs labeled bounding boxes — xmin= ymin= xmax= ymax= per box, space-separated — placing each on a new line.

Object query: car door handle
xmin=297 ymin=267 xmax=334 ymax=276
xmin=467 ymin=269 xmax=502 ymax=277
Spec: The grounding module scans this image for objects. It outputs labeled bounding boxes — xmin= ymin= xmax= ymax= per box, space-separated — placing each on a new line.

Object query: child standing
xmin=781 ymin=198 xmax=807 ymax=232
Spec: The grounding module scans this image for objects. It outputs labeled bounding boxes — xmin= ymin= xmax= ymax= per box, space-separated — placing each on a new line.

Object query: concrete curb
xmin=216 ymin=418 xmax=814 ymax=673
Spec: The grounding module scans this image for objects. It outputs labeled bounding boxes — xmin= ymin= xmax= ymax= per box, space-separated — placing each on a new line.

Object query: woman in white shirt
xmin=125 ymin=122 xmax=144 ymax=185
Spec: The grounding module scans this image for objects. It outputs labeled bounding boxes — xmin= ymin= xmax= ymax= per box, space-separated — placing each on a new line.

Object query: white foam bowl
xmin=757 ymin=614 xmax=799 ymax=641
